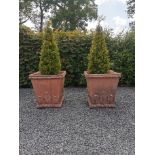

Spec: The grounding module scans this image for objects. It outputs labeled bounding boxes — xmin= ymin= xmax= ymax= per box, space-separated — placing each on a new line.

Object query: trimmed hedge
xmin=19 ymin=26 xmax=135 ymax=87
xmin=19 ymin=26 xmax=41 ymax=87
xmin=88 ymin=24 xmax=110 ymax=74
xmin=108 ymin=31 xmax=135 ymax=86
xmin=55 ymin=30 xmax=92 ymax=86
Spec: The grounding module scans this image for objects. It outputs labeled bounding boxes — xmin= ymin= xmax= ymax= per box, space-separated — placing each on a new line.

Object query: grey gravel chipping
xmin=19 ymin=87 xmax=135 ymax=155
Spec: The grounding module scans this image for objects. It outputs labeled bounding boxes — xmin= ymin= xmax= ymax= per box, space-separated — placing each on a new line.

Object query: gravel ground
xmin=19 ymin=87 xmax=135 ymax=155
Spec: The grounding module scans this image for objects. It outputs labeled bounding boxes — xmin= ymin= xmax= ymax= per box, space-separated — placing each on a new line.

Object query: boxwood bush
xmin=88 ymin=24 xmax=110 ymax=74
xmin=39 ymin=21 xmax=61 ymax=75
xmin=19 ymin=26 xmax=135 ymax=87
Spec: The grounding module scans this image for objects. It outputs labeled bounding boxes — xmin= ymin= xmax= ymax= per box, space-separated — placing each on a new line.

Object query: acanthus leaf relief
xmin=89 ymin=91 xmax=114 ymax=104
xmin=37 ymin=91 xmax=58 ymax=104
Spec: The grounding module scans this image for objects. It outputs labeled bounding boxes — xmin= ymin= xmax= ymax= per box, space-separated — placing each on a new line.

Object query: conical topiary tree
xmin=39 ymin=21 xmax=61 ymax=75
xmin=88 ymin=24 xmax=110 ymax=74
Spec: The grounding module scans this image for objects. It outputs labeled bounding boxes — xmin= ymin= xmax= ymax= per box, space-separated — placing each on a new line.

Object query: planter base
xmin=36 ymin=96 xmax=64 ymax=108
xmin=88 ymin=97 xmax=115 ymax=108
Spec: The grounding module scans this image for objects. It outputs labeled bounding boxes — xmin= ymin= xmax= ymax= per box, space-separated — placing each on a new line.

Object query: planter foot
xmin=36 ymin=96 xmax=64 ymax=108
xmin=88 ymin=97 xmax=115 ymax=108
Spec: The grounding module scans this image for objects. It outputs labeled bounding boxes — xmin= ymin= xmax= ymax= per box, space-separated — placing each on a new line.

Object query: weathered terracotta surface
xmin=29 ymin=71 xmax=66 ymax=108
xmin=84 ymin=70 xmax=121 ymax=108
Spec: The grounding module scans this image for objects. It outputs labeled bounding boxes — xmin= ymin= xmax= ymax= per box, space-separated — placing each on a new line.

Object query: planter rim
xmin=29 ymin=71 xmax=66 ymax=79
xmin=84 ymin=70 xmax=121 ymax=78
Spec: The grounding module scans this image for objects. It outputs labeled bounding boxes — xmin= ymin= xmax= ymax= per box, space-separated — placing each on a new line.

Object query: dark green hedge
xmin=107 ymin=31 xmax=135 ymax=86
xmin=55 ymin=31 xmax=91 ymax=86
xmin=19 ymin=26 xmax=41 ymax=87
xmin=19 ymin=26 xmax=135 ymax=87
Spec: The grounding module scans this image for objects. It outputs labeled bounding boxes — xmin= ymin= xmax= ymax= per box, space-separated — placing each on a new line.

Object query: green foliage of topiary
xmin=39 ymin=21 xmax=61 ymax=75
xmin=88 ymin=24 xmax=110 ymax=74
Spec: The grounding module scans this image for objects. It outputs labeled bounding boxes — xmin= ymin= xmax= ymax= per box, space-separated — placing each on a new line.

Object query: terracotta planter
xmin=84 ymin=70 xmax=121 ymax=108
xmin=29 ymin=71 xmax=66 ymax=108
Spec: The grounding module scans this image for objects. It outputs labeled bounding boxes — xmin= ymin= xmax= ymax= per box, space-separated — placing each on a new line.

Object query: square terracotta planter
xmin=84 ymin=70 xmax=121 ymax=108
xmin=29 ymin=71 xmax=66 ymax=108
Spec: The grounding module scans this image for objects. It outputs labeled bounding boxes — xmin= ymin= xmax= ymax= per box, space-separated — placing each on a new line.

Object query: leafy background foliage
xmin=111 ymin=31 xmax=135 ymax=86
xmin=55 ymin=30 xmax=92 ymax=86
xmin=19 ymin=26 xmax=135 ymax=87
xmin=19 ymin=26 xmax=41 ymax=87
xmin=19 ymin=0 xmax=97 ymax=32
